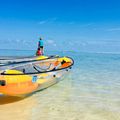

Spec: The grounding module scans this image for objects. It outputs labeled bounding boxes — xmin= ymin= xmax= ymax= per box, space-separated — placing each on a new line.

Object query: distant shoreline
xmin=0 ymin=49 xmax=120 ymax=55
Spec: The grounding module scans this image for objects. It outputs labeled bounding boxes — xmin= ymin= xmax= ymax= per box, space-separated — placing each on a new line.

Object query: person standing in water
xmin=38 ymin=37 xmax=44 ymax=55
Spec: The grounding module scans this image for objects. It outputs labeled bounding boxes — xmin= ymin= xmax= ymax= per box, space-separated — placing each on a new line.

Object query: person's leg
xmin=40 ymin=47 xmax=44 ymax=55
xmin=42 ymin=47 xmax=44 ymax=55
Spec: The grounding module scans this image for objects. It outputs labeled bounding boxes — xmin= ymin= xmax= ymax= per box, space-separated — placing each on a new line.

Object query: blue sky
xmin=0 ymin=0 xmax=120 ymax=53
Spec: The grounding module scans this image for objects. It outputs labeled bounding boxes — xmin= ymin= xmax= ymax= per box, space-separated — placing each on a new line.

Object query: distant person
xmin=38 ymin=37 xmax=44 ymax=55
xmin=36 ymin=48 xmax=42 ymax=56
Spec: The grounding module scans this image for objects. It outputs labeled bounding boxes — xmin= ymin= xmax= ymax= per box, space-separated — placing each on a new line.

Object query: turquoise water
xmin=0 ymin=50 xmax=120 ymax=120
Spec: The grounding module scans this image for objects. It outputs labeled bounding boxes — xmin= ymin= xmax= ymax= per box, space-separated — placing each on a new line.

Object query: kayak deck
xmin=0 ymin=56 xmax=74 ymax=96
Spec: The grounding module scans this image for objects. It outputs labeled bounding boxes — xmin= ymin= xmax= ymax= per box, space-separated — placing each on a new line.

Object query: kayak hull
xmin=0 ymin=56 xmax=74 ymax=96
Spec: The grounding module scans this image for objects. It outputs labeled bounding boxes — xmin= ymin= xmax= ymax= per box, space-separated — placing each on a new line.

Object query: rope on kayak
xmin=32 ymin=63 xmax=52 ymax=72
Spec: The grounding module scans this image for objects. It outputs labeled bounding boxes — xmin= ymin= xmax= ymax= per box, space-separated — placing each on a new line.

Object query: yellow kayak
xmin=0 ymin=56 xmax=74 ymax=96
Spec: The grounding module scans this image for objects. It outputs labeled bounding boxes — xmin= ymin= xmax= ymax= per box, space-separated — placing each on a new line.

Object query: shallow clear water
xmin=0 ymin=50 xmax=120 ymax=120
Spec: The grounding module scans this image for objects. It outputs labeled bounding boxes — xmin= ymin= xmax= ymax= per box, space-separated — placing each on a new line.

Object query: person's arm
xmin=38 ymin=41 xmax=40 ymax=47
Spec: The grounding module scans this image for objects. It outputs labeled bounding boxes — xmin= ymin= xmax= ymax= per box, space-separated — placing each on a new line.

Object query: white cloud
xmin=53 ymin=43 xmax=57 ymax=47
xmin=47 ymin=40 xmax=55 ymax=44
xmin=38 ymin=20 xmax=47 ymax=25
xmin=38 ymin=17 xmax=57 ymax=25
xmin=15 ymin=39 xmax=21 ymax=43
xmin=46 ymin=39 xmax=57 ymax=46
xmin=50 ymin=17 xmax=57 ymax=21
xmin=81 ymin=23 xmax=94 ymax=27
xmin=106 ymin=28 xmax=120 ymax=31
xmin=68 ymin=22 xmax=75 ymax=25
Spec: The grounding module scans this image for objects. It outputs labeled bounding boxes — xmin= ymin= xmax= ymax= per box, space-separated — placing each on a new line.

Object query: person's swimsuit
xmin=38 ymin=40 xmax=43 ymax=48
